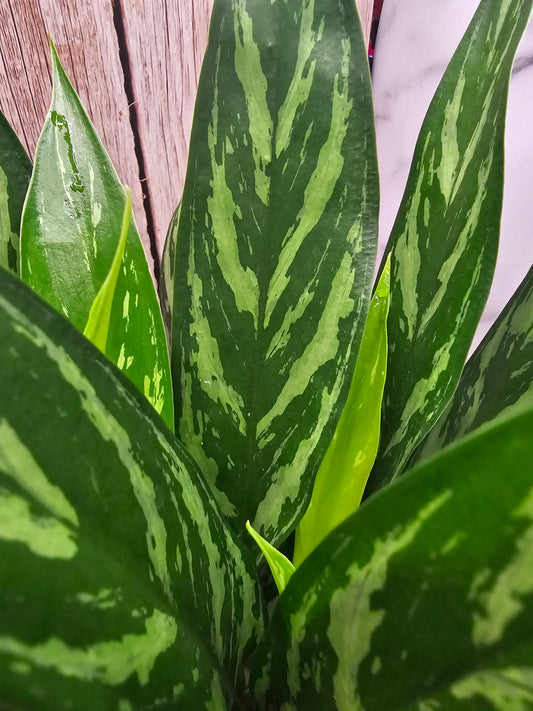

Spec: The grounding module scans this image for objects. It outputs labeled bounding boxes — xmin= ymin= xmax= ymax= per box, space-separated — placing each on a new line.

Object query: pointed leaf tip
xmin=19 ymin=50 xmax=174 ymax=430
xmin=246 ymin=520 xmax=295 ymax=594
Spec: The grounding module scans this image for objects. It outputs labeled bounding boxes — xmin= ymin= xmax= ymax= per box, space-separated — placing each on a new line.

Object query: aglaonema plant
xmin=0 ymin=0 xmax=532 ymax=708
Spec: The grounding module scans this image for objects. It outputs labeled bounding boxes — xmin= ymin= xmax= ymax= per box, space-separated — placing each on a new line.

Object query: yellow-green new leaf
xmin=246 ymin=521 xmax=294 ymax=595
xmin=294 ymin=257 xmax=390 ymax=567
xmin=19 ymin=43 xmax=173 ymax=430
xmin=83 ymin=189 xmax=131 ymax=352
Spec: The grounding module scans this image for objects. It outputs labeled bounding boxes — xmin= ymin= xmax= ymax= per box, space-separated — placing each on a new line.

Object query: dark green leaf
xmin=19 ymin=43 xmax=174 ymax=430
xmin=414 ymin=263 xmax=533 ymax=464
xmin=0 ymin=109 xmax=32 ymax=274
xmin=368 ymin=0 xmax=533 ymax=493
xmin=159 ymin=202 xmax=180 ymax=348
xmin=293 ymin=256 xmax=390 ymax=566
xmin=171 ymin=0 xmax=378 ymax=544
xmin=0 ymin=269 xmax=264 ymax=710
xmin=251 ymin=403 xmax=533 ymax=710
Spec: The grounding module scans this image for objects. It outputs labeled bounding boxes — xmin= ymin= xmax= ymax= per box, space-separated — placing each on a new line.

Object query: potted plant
xmin=0 ymin=0 xmax=532 ymax=708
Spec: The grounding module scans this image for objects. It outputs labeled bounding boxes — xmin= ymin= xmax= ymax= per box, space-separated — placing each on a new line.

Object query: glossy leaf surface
xmin=368 ymin=0 xmax=533 ymax=493
xmin=171 ymin=0 xmax=378 ymax=544
xmin=83 ymin=189 xmax=131 ymax=352
xmin=414 ymin=263 xmax=533 ymax=463
xmin=246 ymin=521 xmax=295 ymax=595
xmin=293 ymin=256 xmax=390 ymax=566
xmin=19 ymin=44 xmax=173 ymax=430
xmin=252 ymin=403 xmax=533 ymax=710
xmin=0 ymin=109 xmax=32 ymax=274
xmin=0 ymin=269 xmax=264 ymax=710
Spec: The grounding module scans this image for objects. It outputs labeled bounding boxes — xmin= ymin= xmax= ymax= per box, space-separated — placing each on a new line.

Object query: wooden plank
xmin=0 ymin=0 xmax=151 ymax=267
xmin=117 ymin=0 xmax=214 ymax=261
xmin=0 ymin=2 xmax=50 ymax=154
xmin=358 ymin=0 xmax=375 ymax=48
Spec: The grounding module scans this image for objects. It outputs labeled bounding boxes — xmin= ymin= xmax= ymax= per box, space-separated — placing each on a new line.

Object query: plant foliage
xmin=0 ymin=0 xmax=532 ymax=708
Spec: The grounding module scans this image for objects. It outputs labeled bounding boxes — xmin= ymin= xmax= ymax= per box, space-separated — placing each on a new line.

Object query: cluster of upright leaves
xmin=0 ymin=36 xmax=265 ymax=711
xmin=0 ymin=0 xmax=533 ymax=709
xmin=251 ymin=404 xmax=533 ymax=709
xmin=367 ymin=0 xmax=533 ymax=492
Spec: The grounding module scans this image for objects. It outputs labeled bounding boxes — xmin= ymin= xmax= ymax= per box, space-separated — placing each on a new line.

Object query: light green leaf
xmin=251 ymin=402 xmax=533 ymax=710
xmin=83 ymin=188 xmax=131 ymax=352
xmin=0 ymin=109 xmax=32 ymax=274
xmin=246 ymin=520 xmax=295 ymax=595
xmin=368 ymin=0 xmax=533 ymax=493
xmin=293 ymin=256 xmax=390 ymax=567
xmin=0 ymin=267 xmax=264 ymax=710
xmin=413 ymin=263 xmax=533 ymax=464
xmin=19 ymin=42 xmax=173 ymax=430
xmin=171 ymin=0 xmax=378 ymax=545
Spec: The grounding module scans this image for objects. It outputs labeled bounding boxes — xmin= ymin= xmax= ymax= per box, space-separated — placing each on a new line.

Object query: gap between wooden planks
xmin=0 ymin=0 xmax=374 ymax=278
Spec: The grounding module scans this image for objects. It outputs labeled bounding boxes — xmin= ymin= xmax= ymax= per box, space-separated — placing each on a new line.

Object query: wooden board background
xmin=0 ymin=0 xmax=374 ymax=275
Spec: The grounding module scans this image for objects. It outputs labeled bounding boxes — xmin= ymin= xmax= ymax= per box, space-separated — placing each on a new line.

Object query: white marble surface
xmin=372 ymin=0 xmax=533 ymax=349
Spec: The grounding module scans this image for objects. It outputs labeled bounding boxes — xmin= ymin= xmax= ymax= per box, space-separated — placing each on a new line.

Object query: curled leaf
xmin=246 ymin=520 xmax=295 ymax=594
xmin=83 ymin=188 xmax=131 ymax=352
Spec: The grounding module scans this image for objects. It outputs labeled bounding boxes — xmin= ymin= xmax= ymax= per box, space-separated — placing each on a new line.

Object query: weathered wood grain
xmin=358 ymin=0 xmax=374 ymax=48
xmin=117 ymin=0 xmax=214 ymax=261
xmin=0 ymin=1 xmax=50 ymax=153
xmin=0 ymin=0 xmax=150 ymax=264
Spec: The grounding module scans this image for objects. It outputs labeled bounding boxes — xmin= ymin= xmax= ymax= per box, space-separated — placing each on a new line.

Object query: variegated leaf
xmin=367 ymin=0 xmax=533 ymax=494
xmin=251 ymin=403 xmax=533 ymax=710
xmin=171 ymin=0 xmax=378 ymax=545
xmin=159 ymin=202 xmax=180 ymax=348
xmin=0 ymin=109 xmax=32 ymax=274
xmin=293 ymin=256 xmax=390 ymax=567
xmin=0 ymin=268 xmax=264 ymax=710
xmin=413 ymin=263 xmax=533 ymax=464
xmin=19 ymin=44 xmax=174 ymax=430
